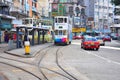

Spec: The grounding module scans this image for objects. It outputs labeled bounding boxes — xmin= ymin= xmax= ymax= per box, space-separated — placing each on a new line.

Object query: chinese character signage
xmin=52 ymin=4 xmax=58 ymax=16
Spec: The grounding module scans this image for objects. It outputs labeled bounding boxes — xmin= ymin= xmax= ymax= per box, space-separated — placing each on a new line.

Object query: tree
xmin=111 ymin=0 xmax=120 ymax=6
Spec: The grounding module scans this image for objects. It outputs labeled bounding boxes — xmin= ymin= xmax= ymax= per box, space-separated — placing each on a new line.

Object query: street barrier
xmin=24 ymin=41 xmax=30 ymax=55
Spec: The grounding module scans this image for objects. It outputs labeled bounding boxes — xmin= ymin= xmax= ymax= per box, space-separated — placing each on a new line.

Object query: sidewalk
xmin=2 ymin=43 xmax=53 ymax=58
xmin=0 ymin=72 xmax=9 ymax=80
xmin=0 ymin=43 xmax=8 ymax=53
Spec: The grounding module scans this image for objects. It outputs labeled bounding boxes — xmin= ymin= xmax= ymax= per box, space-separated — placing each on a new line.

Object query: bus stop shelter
xmin=16 ymin=25 xmax=48 ymax=48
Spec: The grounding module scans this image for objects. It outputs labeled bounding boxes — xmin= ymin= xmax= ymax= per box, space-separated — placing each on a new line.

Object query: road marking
xmin=84 ymin=50 xmax=120 ymax=66
xmin=72 ymin=42 xmax=81 ymax=45
xmin=101 ymin=46 xmax=120 ymax=50
xmin=72 ymin=42 xmax=120 ymax=50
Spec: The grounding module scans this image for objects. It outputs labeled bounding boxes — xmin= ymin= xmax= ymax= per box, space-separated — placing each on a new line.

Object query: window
xmin=22 ymin=0 xmax=24 ymax=5
xmin=63 ymin=30 xmax=67 ymax=35
xmin=54 ymin=30 xmax=58 ymax=35
xmin=58 ymin=18 xmax=63 ymax=23
xmin=59 ymin=30 xmax=62 ymax=35
xmin=64 ymin=18 xmax=67 ymax=23
xmin=55 ymin=18 xmax=57 ymax=23
xmin=29 ymin=19 xmax=32 ymax=24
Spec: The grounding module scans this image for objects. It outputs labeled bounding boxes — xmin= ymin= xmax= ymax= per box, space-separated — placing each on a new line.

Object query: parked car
xmin=81 ymin=36 xmax=100 ymax=50
xmin=96 ymin=36 xmax=105 ymax=46
xmin=73 ymin=35 xmax=83 ymax=39
xmin=73 ymin=33 xmax=83 ymax=40
xmin=110 ymin=33 xmax=118 ymax=40
xmin=103 ymin=35 xmax=111 ymax=42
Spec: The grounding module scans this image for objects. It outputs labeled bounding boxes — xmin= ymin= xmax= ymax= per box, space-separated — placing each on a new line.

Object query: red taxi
xmin=73 ymin=35 xmax=83 ymax=39
xmin=81 ymin=36 xmax=100 ymax=50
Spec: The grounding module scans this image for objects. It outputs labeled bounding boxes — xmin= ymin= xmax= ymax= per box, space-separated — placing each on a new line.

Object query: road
xmin=0 ymin=40 xmax=120 ymax=80
xmin=63 ymin=40 xmax=120 ymax=80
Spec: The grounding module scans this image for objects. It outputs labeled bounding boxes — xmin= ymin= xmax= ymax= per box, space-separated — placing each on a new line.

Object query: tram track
xmin=56 ymin=48 xmax=78 ymax=80
xmin=37 ymin=45 xmax=78 ymax=80
xmin=0 ymin=61 xmax=42 ymax=80
xmin=0 ymin=45 xmax=53 ymax=80
xmin=0 ymin=44 xmax=78 ymax=80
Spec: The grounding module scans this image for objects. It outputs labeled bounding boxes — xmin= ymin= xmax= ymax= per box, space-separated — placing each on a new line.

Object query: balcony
xmin=10 ymin=6 xmax=28 ymax=17
xmin=32 ymin=6 xmax=37 ymax=12
xmin=0 ymin=2 xmax=10 ymax=15
xmin=0 ymin=0 xmax=13 ymax=7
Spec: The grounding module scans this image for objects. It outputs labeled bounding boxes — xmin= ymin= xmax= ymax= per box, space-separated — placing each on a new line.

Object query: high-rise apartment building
xmin=94 ymin=0 xmax=114 ymax=33
xmin=84 ymin=0 xmax=95 ymax=18
xmin=84 ymin=0 xmax=114 ymax=33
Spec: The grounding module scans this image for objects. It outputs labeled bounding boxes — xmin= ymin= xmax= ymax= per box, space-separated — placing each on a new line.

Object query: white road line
xmin=72 ymin=42 xmax=120 ymax=50
xmin=101 ymin=46 xmax=120 ymax=50
xmin=84 ymin=50 xmax=120 ymax=66
xmin=72 ymin=42 xmax=81 ymax=45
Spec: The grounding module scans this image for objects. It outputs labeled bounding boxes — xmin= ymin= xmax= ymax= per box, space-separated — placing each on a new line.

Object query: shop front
xmin=0 ymin=14 xmax=15 ymax=43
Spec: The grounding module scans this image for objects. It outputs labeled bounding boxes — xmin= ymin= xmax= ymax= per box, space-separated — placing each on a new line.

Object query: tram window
xmin=22 ymin=20 xmax=25 ymax=24
xmin=58 ymin=18 xmax=63 ymax=23
xmin=23 ymin=19 xmax=29 ymax=24
xmin=59 ymin=30 xmax=62 ymax=35
xmin=64 ymin=18 xmax=67 ymax=23
xmin=29 ymin=19 xmax=32 ymax=24
xmin=55 ymin=18 xmax=57 ymax=23
xmin=63 ymin=30 xmax=67 ymax=35
xmin=54 ymin=30 xmax=58 ymax=35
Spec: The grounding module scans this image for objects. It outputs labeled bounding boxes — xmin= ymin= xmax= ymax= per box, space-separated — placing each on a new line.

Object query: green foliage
xmin=111 ymin=0 xmax=120 ymax=6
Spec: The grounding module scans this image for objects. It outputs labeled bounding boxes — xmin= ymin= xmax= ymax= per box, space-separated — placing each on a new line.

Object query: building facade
xmin=0 ymin=0 xmax=16 ymax=43
xmin=0 ymin=0 xmax=15 ymax=30
xmin=10 ymin=0 xmax=28 ymax=26
xmin=27 ymin=0 xmax=39 ymax=18
xmin=94 ymin=0 xmax=114 ymax=33
xmin=84 ymin=0 xmax=95 ymax=18
xmin=0 ymin=0 xmax=39 ymax=43
xmin=112 ymin=5 xmax=120 ymax=38
xmin=50 ymin=0 xmax=86 ymax=33
xmin=38 ymin=0 xmax=49 ymax=17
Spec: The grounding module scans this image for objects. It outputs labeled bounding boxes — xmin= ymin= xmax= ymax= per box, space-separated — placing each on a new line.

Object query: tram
xmin=54 ymin=16 xmax=73 ymax=45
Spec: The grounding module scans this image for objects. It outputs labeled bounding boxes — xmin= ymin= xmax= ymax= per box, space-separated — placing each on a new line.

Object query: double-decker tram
xmin=54 ymin=16 xmax=72 ymax=45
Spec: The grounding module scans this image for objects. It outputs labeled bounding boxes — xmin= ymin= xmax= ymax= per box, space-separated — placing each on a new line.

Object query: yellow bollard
xmin=24 ymin=41 xmax=30 ymax=55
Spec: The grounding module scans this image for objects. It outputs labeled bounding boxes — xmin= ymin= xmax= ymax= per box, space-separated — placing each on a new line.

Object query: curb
xmin=4 ymin=43 xmax=54 ymax=58
xmin=4 ymin=51 xmax=33 ymax=58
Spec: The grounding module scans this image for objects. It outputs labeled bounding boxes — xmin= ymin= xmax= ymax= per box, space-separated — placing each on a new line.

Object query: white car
xmin=96 ymin=36 xmax=105 ymax=46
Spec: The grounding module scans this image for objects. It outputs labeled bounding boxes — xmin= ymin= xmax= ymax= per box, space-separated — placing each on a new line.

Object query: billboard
xmin=52 ymin=3 xmax=65 ymax=16
xmin=72 ymin=28 xmax=86 ymax=33
xmin=52 ymin=4 xmax=58 ymax=12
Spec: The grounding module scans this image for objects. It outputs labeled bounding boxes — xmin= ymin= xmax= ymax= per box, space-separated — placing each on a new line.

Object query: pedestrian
xmin=18 ymin=35 xmax=22 ymax=48
xmin=23 ymin=34 xmax=28 ymax=46
xmin=24 ymin=34 xmax=28 ymax=41
xmin=8 ymin=34 xmax=14 ymax=50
